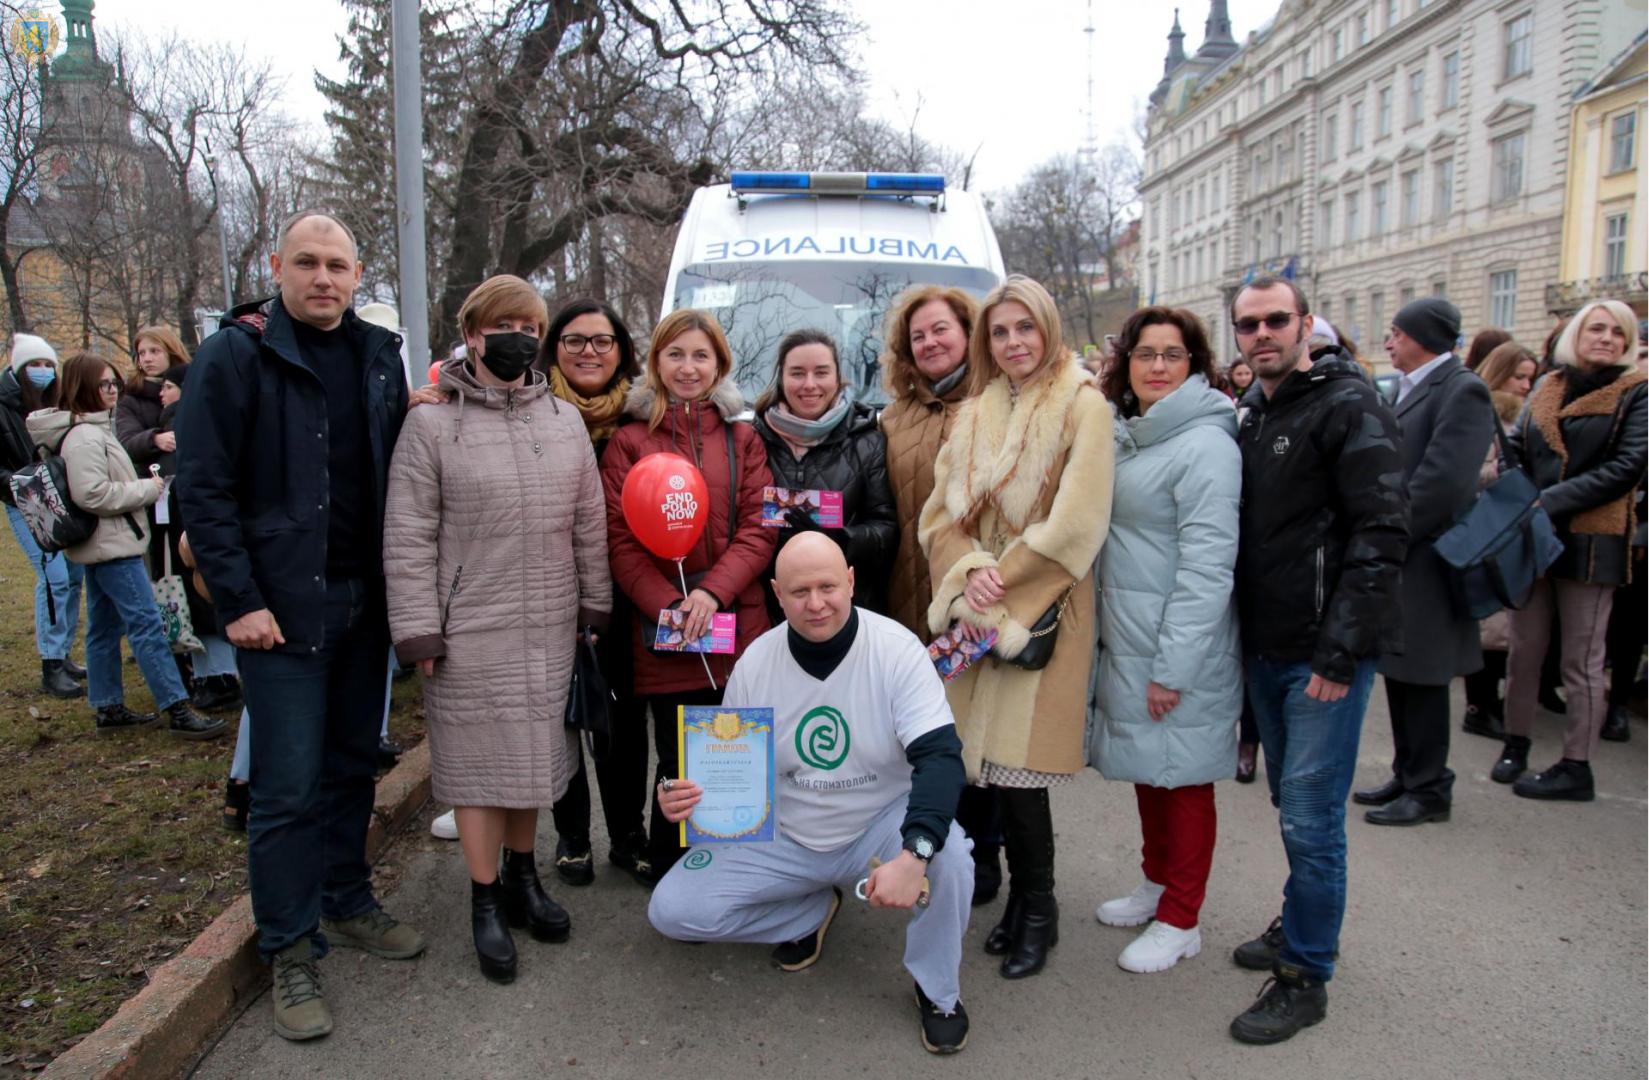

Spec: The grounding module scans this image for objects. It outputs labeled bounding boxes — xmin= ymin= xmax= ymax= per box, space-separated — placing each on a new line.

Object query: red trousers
xmin=1135 ymin=783 xmax=1217 ymax=930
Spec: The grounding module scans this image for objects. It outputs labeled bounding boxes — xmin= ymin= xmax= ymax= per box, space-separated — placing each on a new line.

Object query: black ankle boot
xmin=94 ymin=703 xmax=157 ymax=735
xmin=999 ymin=890 xmax=1058 ymax=979
xmin=972 ymin=843 xmax=1002 ymax=907
xmin=471 ymin=879 xmax=517 ymax=983
xmin=166 ymin=701 xmax=227 ymax=740
xmin=499 ymin=848 xmax=571 ymax=943
xmin=1513 ymin=758 xmax=1595 ymax=802
xmin=41 ymin=659 xmax=83 ymax=699
xmin=1490 ymin=735 xmax=1531 ymax=784
xmin=983 ymin=891 xmax=1022 ymax=956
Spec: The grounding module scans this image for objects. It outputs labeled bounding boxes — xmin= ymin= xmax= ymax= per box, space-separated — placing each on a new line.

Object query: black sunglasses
xmin=1233 ymin=312 xmax=1299 ymax=336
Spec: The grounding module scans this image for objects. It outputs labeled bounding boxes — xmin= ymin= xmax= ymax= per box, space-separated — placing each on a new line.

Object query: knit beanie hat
xmin=162 ymin=363 xmax=189 ymax=389
xmin=9 ymin=333 xmax=56 ymax=374
xmin=1393 ymin=298 xmax=1462 ymax=355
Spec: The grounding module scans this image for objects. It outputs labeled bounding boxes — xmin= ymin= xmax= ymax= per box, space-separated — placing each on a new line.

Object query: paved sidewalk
xmin=195 ymin=684 xmax=1647 ymax=1080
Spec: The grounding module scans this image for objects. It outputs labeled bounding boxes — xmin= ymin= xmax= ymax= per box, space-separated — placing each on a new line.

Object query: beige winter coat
xmin=920 ymin=359 xmax=1115 ymax=779
xmin=26 ymin=409 xmax=157 ymax=565
xmin=881 ymin=375 xmax=967 ymax=637
xmin=383 ymin=361 xmax=612 ymax=808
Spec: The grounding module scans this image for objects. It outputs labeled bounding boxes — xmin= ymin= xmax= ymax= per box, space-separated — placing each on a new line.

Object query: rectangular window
xmin=1610 ymin=111 xmax=1637 ymax=173
xmin=1504 ymin=13 xmax=1533 ymax=80
xmin=1319 ymin=298 xmax=1332 ymax=322
xmin=1345 ymin=192 xmax=1361 ymax=241
xmin=1384 ymin=0 xmax=1399 ymax=29
xmin=1320 ymin=197 xmax=1335 ymax=241
xmin=1407 ymin=69 xmax=1425 ymax=124
xmin=1331 ymin=28 xmax=1344 ymax=63
xmin=1604 ymin=212 xmax=1629 ymax=278
xmin=1433 ymin=157 xmax=1455 ymax=221
xmin=1492 ymin=132 xmax=1526 ymax=202
xmin=1377 ymin=86 xmax=1393 ymax=138
xmin=1401 ymin=169 xmax=1420 ymax=227
xmin=1432 ymin=278 xmax=1447 ymax=297
xmin=1197 ymin=181 xmax=1206 ymax=221
xmin=1213 ymin=170 xmax=1222 ymax=211
xmin=1195 ymin=246 xmax=1205 ymax=283
xmin=1324 ymin=113 xmax=1339 ymax=161
xmin=1399 ymin=284 xmax=1416 ymax=306
xmin=1370 ymin=290 xmax=1386 ymax=341
xmin=1350 ymin=101 xmax=1365 ymax=150
xmin=1344 ymin=295 xmax=1359 ymax=339
xmin=1372 ymin=180 xmax=1389 ymax=234
xmin=1274 ymin=70 xmax=1283 ymax=99
xmin=1356 ymin=11 xmax=1370 ymax=46
xmin=1301 ymin=47 xmax=1313 ymax=79
xmin=1150 ymin=198 xmax=1160 ymax=236
xmin=1442 ymin=52 xmax=1459 ymax=109
xmin=1258 ymin=80 xmax=1268 ymax=108
xmin=1489 ymin=269 xmax=1517 ymax=328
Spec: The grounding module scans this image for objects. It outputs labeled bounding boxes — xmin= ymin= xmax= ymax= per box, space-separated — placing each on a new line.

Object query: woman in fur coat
xmin=920 ymin=275 xmax=1115 ymax=980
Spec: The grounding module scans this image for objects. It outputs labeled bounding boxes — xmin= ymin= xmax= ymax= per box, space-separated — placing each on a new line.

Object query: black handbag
xmin=564 ymin=634 xmax=614 ymax=760
xmin=1004 ymin=584 xmax=1076 ymax=671
xmin=1433 ymin=429 xmax=1564 ymax=618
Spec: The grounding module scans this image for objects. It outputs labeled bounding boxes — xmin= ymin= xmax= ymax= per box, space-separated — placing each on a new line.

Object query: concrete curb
xmin=41 ymin=742 xmax=433 ymax=1080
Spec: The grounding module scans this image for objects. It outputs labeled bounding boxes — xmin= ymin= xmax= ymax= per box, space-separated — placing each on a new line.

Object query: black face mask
xmin=478 ymin=332 xmax=539 ymax=382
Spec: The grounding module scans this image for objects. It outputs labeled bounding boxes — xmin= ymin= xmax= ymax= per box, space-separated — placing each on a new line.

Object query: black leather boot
xmin=1000 ymin=890 xmax=1058 ymax=979
xmin=471 ymin=879 xmax=517 ymax=983
xmin=499 ymin=847 xmax=571 ymax=943
xmin=1601 ymin=706 xmax=1631 ymax=743
xmin=982 ymin=891 xmax=1022 ymax=955
xmin=41 ymin=659 xmax=82 ymax=699
xmin=972 ymin=842 xmax=1002 ymax=907
xmin=166 ymin=701 xmax=227 ymax=740
xmin=61 ymin=658 xmax=87 ymax=681
xmin=94 ymin=703 xmax=157 ymax=735
xmin=1490 ymin=735 xmax=1531 ymax=784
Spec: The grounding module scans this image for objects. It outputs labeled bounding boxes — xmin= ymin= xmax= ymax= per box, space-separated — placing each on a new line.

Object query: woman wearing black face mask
xmin=383 ymin=275 xmax=613 ymax=984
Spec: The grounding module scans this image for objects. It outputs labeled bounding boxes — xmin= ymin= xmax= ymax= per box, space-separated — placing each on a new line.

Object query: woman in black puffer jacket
xmin=753 ymin=329 xmax=897 ymax=617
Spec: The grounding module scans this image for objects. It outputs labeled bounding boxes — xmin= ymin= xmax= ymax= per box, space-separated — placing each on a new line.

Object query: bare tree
xmin=0 ymin=0 xmax=46 ymax=336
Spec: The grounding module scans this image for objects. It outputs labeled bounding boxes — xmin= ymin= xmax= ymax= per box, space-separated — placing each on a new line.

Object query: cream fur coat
xmin=919 ymin=359 xmax=1115 ymax=778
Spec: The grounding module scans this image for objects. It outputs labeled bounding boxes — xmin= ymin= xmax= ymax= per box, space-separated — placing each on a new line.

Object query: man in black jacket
xmin=1357 ymin=298 xmax=1495 ymax=826
xmin=175 ymin=211 xmax=421 ymax=1043
xmin=1225 ymin=277 xmax=1408 ymax=1045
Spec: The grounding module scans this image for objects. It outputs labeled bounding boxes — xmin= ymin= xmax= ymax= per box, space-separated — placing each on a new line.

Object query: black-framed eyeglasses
xmin=1233 ymin=312 xmax=1299 ymax=336
xmin=1129 ymin=348 xmax=1190 ymax=364
xmin=96 ymin=378 xmax=121 ymax=391
xmin=559 ymin=334 xmax=616 ymax=355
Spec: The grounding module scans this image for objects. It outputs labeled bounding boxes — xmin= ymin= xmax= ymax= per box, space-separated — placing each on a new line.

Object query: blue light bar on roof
xmin=728 ymin=171 xmax=946 ymax=196
xmin=865 ymin=173 xmax=946 ymax=193
xmin=729 ymin=171 xmax=810 ymax=191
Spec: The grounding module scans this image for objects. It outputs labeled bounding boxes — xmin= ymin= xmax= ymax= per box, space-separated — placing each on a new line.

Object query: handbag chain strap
xmin=1024 ymin=582 xmax=1077 ymax=639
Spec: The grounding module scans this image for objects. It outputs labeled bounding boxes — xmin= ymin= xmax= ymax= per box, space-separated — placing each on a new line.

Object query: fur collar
xmin=945 ymin=359 xmax=1095 ymax=533
xmin=1528 ymin=366 xmax=1647 ymax=472
xmin=623 ymin=377 xmax=745 ymax=422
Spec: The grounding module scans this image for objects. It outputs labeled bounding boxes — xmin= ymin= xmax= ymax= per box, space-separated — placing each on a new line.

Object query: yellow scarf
xmin=549 ymin=368 xmax=629 ymax=444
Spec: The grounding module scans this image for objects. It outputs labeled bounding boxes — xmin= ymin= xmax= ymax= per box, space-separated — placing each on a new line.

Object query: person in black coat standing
xmin=753 ymin=329 xmax=898 ymax=616
xmin=1356 ymin=298 xmax=1495 ymax=826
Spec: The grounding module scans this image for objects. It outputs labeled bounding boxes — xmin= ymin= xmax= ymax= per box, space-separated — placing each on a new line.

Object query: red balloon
xmin=427 ymin=361 xmax=443 ymax=385
xmin=621 ymin=452 xmax=709 ymax=561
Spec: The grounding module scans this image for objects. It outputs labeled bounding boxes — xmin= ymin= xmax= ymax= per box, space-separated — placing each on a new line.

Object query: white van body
xmin=661 ymin=173 xmax=1006 ymax=403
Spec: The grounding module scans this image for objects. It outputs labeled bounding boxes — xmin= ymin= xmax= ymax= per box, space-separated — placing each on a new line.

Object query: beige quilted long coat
xmin=384 ymin=360 xmax=612 ymax=808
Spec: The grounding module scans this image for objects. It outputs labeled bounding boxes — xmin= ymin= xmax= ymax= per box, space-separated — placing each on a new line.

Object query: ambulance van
xmin=661 ymin=171 xmax=1006 ymax=403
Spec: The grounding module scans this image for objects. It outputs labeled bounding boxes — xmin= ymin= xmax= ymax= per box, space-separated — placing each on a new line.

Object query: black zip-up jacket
xmin=1236 ymin=353 xmax=1409 ymax=683
xmin=174 ymin=296 xmax=408 ymax=651
xmin=753 ymin=400 xmax=898 ymax=614
xmin=0 ymin=367 xmax=35 ymax=505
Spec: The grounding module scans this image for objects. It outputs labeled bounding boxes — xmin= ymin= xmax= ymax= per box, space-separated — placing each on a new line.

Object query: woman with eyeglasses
xmin=1086 ymin=307 xmax=1241 ymax=974
xmin=26 ymin=354 xmax=223 ymax=739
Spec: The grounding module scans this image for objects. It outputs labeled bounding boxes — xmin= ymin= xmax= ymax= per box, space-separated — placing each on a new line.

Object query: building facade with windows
xmin=1138 ymin=0 xmax=1642 ymax=371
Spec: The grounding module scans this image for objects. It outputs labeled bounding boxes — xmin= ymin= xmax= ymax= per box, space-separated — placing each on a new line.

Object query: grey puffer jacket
xmin=26 ymin=409 xmax=156 ymax=565
xmin=383 ymin=360 xmax=613 ymax=808
xmin=1087 ymin=375 xmax=1241 ymax=788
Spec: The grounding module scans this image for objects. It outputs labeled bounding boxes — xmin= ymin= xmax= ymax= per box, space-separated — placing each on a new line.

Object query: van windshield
xmin=672 ymin=261 xmax=999 ymax=405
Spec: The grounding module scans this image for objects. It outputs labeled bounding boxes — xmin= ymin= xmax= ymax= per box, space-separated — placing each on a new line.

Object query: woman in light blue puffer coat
xmin=1085 ymin=306 xmax=1242 ymax=976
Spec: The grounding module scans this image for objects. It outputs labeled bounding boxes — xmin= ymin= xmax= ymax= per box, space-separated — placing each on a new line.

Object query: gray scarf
xmin=929 ymin=364 xmax=968 ymax=399
xmin=764 ymin=388 xmax=856 ymax=449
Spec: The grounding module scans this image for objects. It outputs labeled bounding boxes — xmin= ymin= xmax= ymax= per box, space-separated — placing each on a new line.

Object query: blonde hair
xmin=129 ymin=325 xmax=189 ymax=392
xmin=965 ymin=275 xmax=1068 ymax=398
xmin=457 ymin=275 xmax=549 ymax=342
xmin=1476 ymin=340 xmax=1536 ymax=394
xmin=643 ymin=309 xmax=733 ymax=431
xmin=1554 ymin=300 xmax=1638 ymax=369
xmin=879 ymin=285 xmax=979 ymax=401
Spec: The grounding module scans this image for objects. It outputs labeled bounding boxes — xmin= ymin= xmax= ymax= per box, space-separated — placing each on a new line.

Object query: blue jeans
xmin=1245 ymin=656 xmax=1376 ymax=982
xmin=229 ymin=646 xmax=393 ymax=785
xmin=6 ymin=503 xmax=83 ymax=660
xmin=239 ymin=578 xmax=389 ymax=960
xmin=196 ymin=633 xmax=238 ymax=678
xmin=83 ymin=556 xmax=188 ymax=711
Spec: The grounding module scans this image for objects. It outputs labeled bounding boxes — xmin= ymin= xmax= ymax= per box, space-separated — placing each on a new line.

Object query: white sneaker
xmin=1095 ymin=880 xmax=1165 ymax=927
xmin=429 ymin=809 xmax=458 ymax=840
xmin=1117 ymin=920 xmax=1202 ymax=974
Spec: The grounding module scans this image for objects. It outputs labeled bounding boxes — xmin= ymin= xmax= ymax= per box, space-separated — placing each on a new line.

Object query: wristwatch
xmin=902 ymin=834 xmax=935 ymax=863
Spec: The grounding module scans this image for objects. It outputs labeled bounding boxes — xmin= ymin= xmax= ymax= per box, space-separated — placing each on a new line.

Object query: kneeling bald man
xmin=649 ymin=533 xmax=973 ymax=1054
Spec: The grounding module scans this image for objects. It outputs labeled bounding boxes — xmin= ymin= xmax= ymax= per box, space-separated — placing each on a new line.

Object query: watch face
xmin=913 ymin=837 xmax=935 ymax=859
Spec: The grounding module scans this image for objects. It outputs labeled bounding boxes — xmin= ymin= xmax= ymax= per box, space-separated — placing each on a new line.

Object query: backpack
xmin=7 ymin=436 xmax=97 ymax=554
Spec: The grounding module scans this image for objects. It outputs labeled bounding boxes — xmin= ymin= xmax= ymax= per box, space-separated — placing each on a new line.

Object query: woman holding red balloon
xmin=601 ymin=308 xmax=777 ymax=878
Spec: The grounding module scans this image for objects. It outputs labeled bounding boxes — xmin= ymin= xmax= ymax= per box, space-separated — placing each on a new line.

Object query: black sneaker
xmin=166 ymin=702 xmax=227 ymax=740
xmin=94 ymin=704 xmax=157 ymax=735
xmin=555 ymin=836 xmax=595 ymax=887
xmin=914 ymin=982 xmax=969 ymax=1054
xmin=1232 ymin=916 xmax=1285 ymax=971
xmin=608 ymin=832 xmax=658 ymax=888
xmin=1230 ymin=967 xmax=1328 ymax=1044
xmin=376 ymin=736 xmax=404 ymax=771
xmin=770 ymin=887 xmax=841 ymax=972
xmin=1512 ymin=759 xmax=1595 ymax=802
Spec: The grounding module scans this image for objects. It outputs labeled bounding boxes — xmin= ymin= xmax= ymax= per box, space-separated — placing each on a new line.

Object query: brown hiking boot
xmin=320 ymin=906 xmax=427 ymax=959
xmin=271 ymin=943 xmax=332 ymax=1042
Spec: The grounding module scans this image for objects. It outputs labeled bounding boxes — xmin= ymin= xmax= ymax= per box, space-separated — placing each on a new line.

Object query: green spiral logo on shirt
xmin=795 ymin=706 xmax=851 ymax=770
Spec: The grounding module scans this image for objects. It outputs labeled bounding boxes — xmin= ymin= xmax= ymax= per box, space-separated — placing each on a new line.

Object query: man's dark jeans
xmin=240 ymin=578 xmax=388 ymax=960
xmin=1246 ymin=656 xmax=1375 ymax=981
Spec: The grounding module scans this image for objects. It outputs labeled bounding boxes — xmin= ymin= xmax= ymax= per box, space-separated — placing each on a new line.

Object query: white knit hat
xmin=10 ymin=333 xmax=56 ymax=374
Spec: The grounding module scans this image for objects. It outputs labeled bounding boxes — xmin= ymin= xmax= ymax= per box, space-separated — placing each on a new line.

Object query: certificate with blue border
xmin=678 ymin=706 xmax=775 ymax=845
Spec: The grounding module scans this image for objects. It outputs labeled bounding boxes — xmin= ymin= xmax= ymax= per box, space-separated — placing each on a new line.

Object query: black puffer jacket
xmin=1509 ymin=365 xmax=1647 ymax=586
xmin=1236 ymin=353 xmax=1410 ymax=683
xmin=753 ymin=399 xmax=898 ymax=614
xmin=114 ymin=379 xmax=166 ymax=469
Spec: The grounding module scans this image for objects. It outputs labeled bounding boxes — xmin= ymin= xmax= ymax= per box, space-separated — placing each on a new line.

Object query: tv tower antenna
xmin=1082 ymin=0 xmax=1097 ymax=162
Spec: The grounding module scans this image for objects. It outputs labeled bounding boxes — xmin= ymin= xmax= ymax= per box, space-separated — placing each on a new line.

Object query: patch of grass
xmin=0 ymin=538 xmax=425 ymax=1068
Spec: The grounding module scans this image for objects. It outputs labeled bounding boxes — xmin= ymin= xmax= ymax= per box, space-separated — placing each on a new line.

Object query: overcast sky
xmin=88 ymin=0 xmax=1278 ymax=194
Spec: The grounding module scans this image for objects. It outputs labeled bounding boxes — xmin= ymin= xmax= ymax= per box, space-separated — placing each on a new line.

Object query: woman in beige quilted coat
xmin=384 ymin=276 xmax=612 ymax=985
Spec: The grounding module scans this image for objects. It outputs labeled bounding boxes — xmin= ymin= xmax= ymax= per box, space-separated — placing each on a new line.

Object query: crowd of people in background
xmin=1 ymin=208 xmax=1643 ymax=1057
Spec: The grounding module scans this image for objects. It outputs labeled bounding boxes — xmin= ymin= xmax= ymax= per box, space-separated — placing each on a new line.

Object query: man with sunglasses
xmin=1224 ymin=276 xmax=1408 ymax=1046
